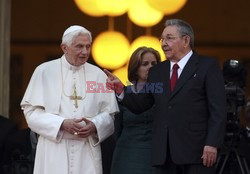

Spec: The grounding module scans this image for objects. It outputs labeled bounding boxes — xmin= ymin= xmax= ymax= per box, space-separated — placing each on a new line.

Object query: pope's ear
xmin=60 ymin=43 xmax=67 ymax=53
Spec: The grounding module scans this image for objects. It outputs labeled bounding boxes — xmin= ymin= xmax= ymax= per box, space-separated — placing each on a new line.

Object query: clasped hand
xmin=60 ymin=117 xmax=97 ymax=138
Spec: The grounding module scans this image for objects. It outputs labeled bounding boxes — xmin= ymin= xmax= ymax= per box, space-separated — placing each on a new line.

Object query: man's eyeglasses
xmin=159 ymin=35 xmax=186 ymax=43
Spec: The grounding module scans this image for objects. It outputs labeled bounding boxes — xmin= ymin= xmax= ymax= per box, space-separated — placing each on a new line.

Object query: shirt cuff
xmin=116 ymin=91 xmax=124 ymax=101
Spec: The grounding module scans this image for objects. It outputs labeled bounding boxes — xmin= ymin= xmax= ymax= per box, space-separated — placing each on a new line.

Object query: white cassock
xmin=21 ymin=55 xmax=119 ymax=174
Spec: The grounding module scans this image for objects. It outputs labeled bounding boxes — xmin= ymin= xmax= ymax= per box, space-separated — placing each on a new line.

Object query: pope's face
xmin=62 ymin=34 xmax=91 ymax=66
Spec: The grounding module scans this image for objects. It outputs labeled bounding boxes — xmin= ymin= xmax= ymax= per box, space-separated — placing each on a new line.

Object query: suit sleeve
xmin=121 ymin=86 xmax=154 ymax=114
xmin=205 ymin=59 xmax=227 ymax=147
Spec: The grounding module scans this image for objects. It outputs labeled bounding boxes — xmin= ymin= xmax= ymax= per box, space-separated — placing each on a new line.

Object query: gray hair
xmin=165 ymin=19 xmax=194 ymax=49
xmin=61 ymin=25 xmax=92 ymax=46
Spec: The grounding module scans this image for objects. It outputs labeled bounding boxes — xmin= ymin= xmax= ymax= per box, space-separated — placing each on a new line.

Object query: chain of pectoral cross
xmin=60 ymin=58 xmax=87 ymax=109
xmin=70 ymin=84 xmax=83 ymax=109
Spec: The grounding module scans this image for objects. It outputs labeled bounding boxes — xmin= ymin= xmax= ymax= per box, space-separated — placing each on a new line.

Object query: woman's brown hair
xmin=128 ymin=46 xmax=161 ymax=84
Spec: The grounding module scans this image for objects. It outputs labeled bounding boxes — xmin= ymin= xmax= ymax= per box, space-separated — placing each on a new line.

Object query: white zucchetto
xmin=63 ymin=25 xmax=86 ymax=38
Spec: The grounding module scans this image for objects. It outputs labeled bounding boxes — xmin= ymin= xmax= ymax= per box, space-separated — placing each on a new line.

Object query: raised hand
xmin=104 ymin=69 xmax=124 ymax=94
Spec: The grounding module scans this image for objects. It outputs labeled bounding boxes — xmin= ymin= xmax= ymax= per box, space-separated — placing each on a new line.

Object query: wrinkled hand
xmin=201 ymin=145 xmax=217 ymax=167
xmin=77 ymin=118 xmax=97 ymax=138
xmin=60 ymin=118 xmax=85 ymax=135
xmin=104 ymin=69 xmax=124 ymax=94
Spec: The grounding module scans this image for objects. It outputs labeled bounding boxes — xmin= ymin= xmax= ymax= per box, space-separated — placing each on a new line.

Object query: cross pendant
xmin=70 ymin=85 xmax=82 ymax=108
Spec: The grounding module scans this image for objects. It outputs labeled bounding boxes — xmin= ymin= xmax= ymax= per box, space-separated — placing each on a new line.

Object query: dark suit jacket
xmin=122 ymin=52 xmax=227 ymax=166
xmin=0 ymin=116 xmax=18 ymax=173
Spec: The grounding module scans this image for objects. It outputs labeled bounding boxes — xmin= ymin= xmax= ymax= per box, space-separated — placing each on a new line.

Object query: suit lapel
xmin=170 ymin=52 xmax=199 ymax=99
xmin=160 ymin=61 xmax=171 ymax=97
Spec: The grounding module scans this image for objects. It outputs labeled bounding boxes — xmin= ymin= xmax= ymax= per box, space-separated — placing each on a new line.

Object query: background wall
xmin=10 ymin=0 xmax=250 ymax=128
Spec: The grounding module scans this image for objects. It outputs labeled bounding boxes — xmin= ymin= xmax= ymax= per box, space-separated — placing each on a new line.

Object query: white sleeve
xmin=88 ymin=112 xmax=114 ymax=146
xmin=23 ymin=104 xmax=65 ymax=142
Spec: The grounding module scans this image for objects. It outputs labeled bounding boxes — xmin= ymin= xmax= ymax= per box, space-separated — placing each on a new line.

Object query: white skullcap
xmin=63 ymin=25 xmax=86 ymax=37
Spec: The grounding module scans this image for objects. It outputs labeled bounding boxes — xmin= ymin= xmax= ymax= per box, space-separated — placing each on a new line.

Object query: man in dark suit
xmin=106 ymin=19 xmax=227 ymax=174
xmin=0 ymin=115 xmax=18 ymax=173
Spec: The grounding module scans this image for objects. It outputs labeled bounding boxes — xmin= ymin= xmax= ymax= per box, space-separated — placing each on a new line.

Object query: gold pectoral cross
xmin=70 ymin=84 xmax=82 ymax=109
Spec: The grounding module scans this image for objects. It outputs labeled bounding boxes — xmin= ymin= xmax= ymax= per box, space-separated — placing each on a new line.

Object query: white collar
xmin=62 ymin=55 xmax=84 ymax=71
xmin=170 ymin=50 xmax=193 ymax=71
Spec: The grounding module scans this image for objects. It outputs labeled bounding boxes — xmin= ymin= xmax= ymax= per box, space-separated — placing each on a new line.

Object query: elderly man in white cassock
xmin=20 ymin=25 xmax=119 ymax=174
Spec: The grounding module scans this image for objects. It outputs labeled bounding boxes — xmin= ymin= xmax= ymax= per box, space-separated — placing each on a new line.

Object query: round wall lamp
xmin=74 ymin=0 xmax=104 ymax=17
xmin=130 ymin=35 xmax=166 ymax=61
xmin=92 ymin=31 xmax=130 ymax=70
xmin=147 ymin=0 xmax=187 ymax=15
xmin=128 ymin=0 xmax=164 ymax=27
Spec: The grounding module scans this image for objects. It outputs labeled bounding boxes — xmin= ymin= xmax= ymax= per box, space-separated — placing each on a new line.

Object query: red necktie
xmin=171 ymin=64 xmax=179 ymax=92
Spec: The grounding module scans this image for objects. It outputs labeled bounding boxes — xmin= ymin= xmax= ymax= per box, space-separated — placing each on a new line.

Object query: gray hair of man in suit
xmin=165 ymin=19 xmax=195 ymax=50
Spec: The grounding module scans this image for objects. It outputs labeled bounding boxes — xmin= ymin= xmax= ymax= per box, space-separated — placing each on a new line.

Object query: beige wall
xmin=0 ymin=0 xmax=11 ymax=118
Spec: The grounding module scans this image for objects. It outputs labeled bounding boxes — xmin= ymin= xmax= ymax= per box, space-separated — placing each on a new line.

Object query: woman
xmin=110 ymin=46 xmax=161 ymax=174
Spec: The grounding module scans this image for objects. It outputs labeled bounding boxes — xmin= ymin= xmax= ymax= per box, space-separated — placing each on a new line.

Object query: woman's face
xmin=137 ymin=52 xmax=158 ymax=83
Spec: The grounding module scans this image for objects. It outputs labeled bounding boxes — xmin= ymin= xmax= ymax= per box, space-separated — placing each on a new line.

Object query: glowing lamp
xmin=74 ymin=0 xmax=104 ymax=17
xmin=96 ymin=0 xmax=129 ymax=16
xmin=128 ymin=0 xmax=164 ymax=27
xmin=112 ymin=66 xmax=132 ymax=86
xmin=130 ymin=36 xmax=166 ymax=61
xmin=92 ymin=31 xmax=130 ymax=70
xmin=146 ymin=0 xmax=187 ymax=15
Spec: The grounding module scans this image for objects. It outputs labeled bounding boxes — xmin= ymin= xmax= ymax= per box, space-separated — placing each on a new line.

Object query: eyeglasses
xmin=159 ymin=35 xmax=185 ymax=43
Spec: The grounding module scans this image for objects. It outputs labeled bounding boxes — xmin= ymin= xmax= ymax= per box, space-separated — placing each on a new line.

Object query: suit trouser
xmin=154 ymin=140 xmax=215 ymax=174
xmin=154 ymin=161 xmax=215 ymax=174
